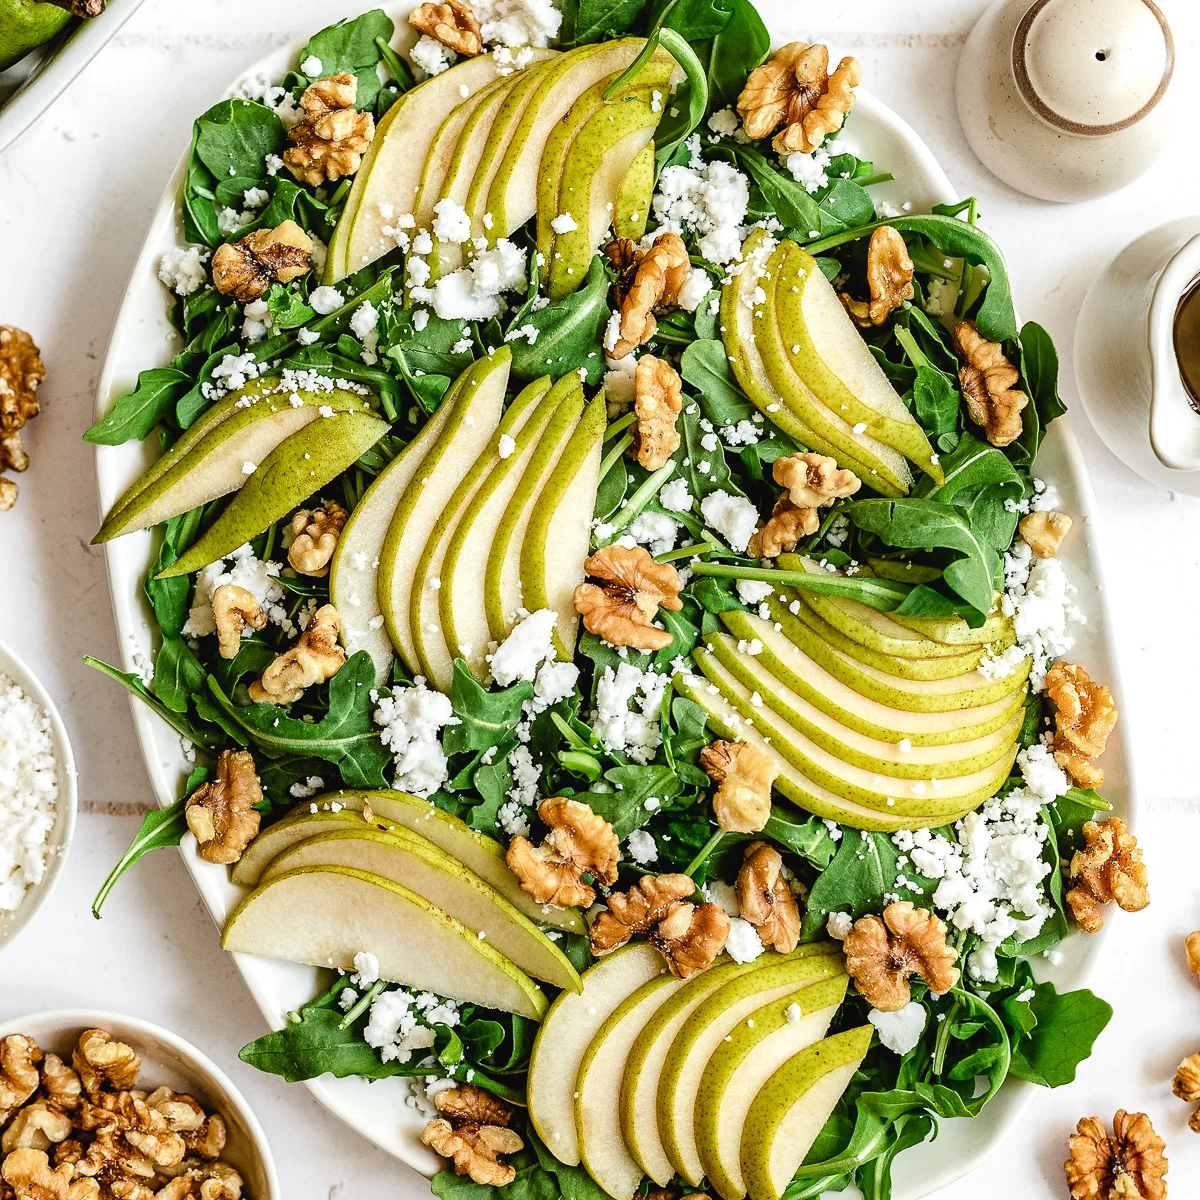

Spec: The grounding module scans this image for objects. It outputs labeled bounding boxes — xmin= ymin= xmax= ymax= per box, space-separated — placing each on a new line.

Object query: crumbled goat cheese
xmin=349 ymin=300 xmax=380 ymax=365
xmin=627 ymin=511 xmax=679 ymax=556
xmin=497 ymin=434 xmax=516 ymax=459
xmin=626 ymin=829 xmax=658 ymax=865
xmin=412 ymin=239 xmax=527 ymax=321
xmin=736 ymin=579 xmax=774 ymax=605
xmin=676 ymin=268 xmax=714 ymax=312
xmin=411 ymin=35 xmax=456 ymax=78
xmin=706 ymin=880 xmax=740 ymax=916
xmin=652 ymin=141 xmax=751 ymax=265
xmin=216 ymin=207 xmax=253 ymax=237
xmin=301 ymin=54 xmax=323 ymax=77
xmin=785 ymin=142 xmax=834 ymax=194
xmin=923 ymin=276 xmax=958 ymax=318
xmin=157 ymin=246 xmax=209 ymax=296
xmin=658 ymin=478 xmax=694 ymax=514
xmin=826 ymin=911 xmax=853 ymax=940
xmin=0 ymin=674 xmax=58 ymax=912
xmin=720 ymin=420 xmax=760 ymax=447
xmin=238 ymin=74 xmax=303 ymax=128
xmin=724 ymin=917 xmax=765 ymax=964
xmin=700 ymin=490 xmax=760 ymax=554
xmin=593 ymin=663 xmax=668 ymax=764
xmin=183 ymin=544 xmax=293 ymax=638
xmin=432 ymin=198 xmax=472 ymax=244
xmin=373 ymin=683 xmax=460 ymax=797
xmin=550 ymin=213 xmax=578 ymax=234
xmin=242 ymin=298 xmax=272 ymax=344
xmin=289 ymin=776 xmax=325 ymax=799
xmin=707 ymin=108 xmax=741 ymax=136
xmin=243 ymin=186 xmax=269 ymax=209
xmin=363 ymin=990 xmax=439 ymax=1063
xmin=473 ymin=0 xmax=563 ymax=48
xmin=603 ymin=353 xmax=638 ymax=405
xmin=1000 ymin=543 xmax=1084 ymax=691
xmin=489 ymin=609 xmax=558 ymax=686
xmin=352 ymin=950 xmax=380 ymax=987
xmin=309 ymin=285 xmax=344 ymax=315
xmin=868 ymin=1002 xmax=927 ymax=1055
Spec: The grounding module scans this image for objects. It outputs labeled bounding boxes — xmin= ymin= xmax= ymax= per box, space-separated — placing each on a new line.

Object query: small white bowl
xmin=0 ymin=1009 xmax=280 ymax=1200
xmin=0 ymin=640 xmax=77 ymax=952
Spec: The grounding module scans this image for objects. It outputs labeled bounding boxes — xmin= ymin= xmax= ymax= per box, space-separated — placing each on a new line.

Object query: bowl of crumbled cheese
xmin=0 ymin=641 xmax=77 ymax=950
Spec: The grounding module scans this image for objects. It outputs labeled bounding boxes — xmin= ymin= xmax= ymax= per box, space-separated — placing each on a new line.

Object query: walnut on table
xmin=1065 ymin=1111 xmax=1167 ymax=1200
xmin=284 ymin=73 xmax=375 ymax=187
xmin=842 ymin=901 xmax=959 ymax=1011
xmin=1186 ymin=931 xmax=1200 ymax=977
xmin=736 ymin=842 xmax=801 ymax=953
xmin=700 ymin=739 xmax=778 ymax=833
xmin=604 ymin=232 xmax=691 ymax=360
xmin=409 ymin=1 xmax=482 ymax=56
xmin=954 ymin=320 xmax=1029 ymax=448
xmin=421 ymin=1084 xmax=521 ymax=1187
xmin=248 ymin=604 xmax=346 ymax=705
xmin=1045 ymin=660 xmax=1117 ymax=788
xmin=0 ymin=327 xmax=46 ymax=513
xmin=840 ymin=226 xmax=914 ymax=328
xmin=506 ymin=796 xmax=619 ymax=909
xmin=285 ymin=503 xmax=348 ymax=577
xmin=628 ymin=355 xmax=683 ymax=471
xmin=1019 ymin=510 xmax=1073 ymax=559
xmin=211 ymin=221 xmax=313 ymax=304
xmin=1064 ymin=816 xmax=1148 ymax=934
xmin=573 ymin=545 xmax=683 ymax=652
xmin=184 ymin=749 xmax=262 ymax=866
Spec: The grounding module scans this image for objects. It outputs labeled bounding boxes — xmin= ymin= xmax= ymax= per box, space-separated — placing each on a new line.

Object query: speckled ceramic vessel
xmin=956 ymin=0 xmax=1174 ymax=201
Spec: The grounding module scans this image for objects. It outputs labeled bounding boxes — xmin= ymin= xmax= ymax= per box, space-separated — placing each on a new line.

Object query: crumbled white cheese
xmin=593 ymin=663 xmax=668 ymax=764
xmin=826 ymin=911 xmax=853 ymax=940
xmin=411 ymin=238 xmax=527 ymax=321
xmin=497 ymin=433 xmax=516 ymax=458
xmin=676 ymin=267 xmax=714 ymax=312
xmin=868 ymin=1001 xmax=927 ymax=1055
xmin=1000 ymin=543 xmax=1084 ymax=691
xmin=626 ymin=829 xmax=658 ymax=865
xmin=157 ymin=245 xmax=209 ymax=296
xmin=289 ymin=775 xmax=325 ymax=799
xmin=411 ymin=35 xmax=456 ymax=78
xmin=627 ymin=511 xmax=679 ymax=557
xmin=785 ymin=142 xmax=834 ymax=194
xmin=700 ymin=490 xmax=760 ymax=554
xmin=349 ymin=300 xmax=380 ymax=365
xmin=736 ymin=579 xmax=774 ymax=605
xmin=724 ymin=917 xmax=765 ymax=964
xmin=602 ymin=353 xmax=638 ymax=405
xmin=706 ymin=880 xmax=740 ymax=916
xmin=0 ymin=673 xmax=58 ymax=912
xmin=550 ymin=213 xmax=578 ymax=234
xmin=242 ymin=298 xmax=272 ymax=345
xmin=242 ymin=186 xmax=269 ymax=210
xmin=309 ymin=285 xmax=344 ymax=315
xmin=707 ymin=108 xmax=741 ymax=136
xmin=373 ymin=683 xmax=460 ymax=797
xmin=183 ymin=544 xmax=294 ymax=638
xmin=363 ymin=990 xmax=439 ymax=1063
xmin=352 ymin=950 xmax=380 ymax=987
xmin=472 ymin=0 xmax=562 ymax=48
xmin=652 ymin=142 xmax=751 ymax=265
xmin=658 ymin=478 xmax=694 ymax=514
xmin=489 ymin=609 xmax=558 ymax=687
xmin=300 ymin=54 xmax=323 ymax=77
xmin=217 ymin=207 xmax=253 ymax=236
xmin=432 ymin=198 xmax=472 ymax=244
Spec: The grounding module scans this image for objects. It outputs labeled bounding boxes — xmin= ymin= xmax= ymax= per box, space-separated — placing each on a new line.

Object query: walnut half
xmin=629 ymin=355 xmax=683 ymax=471
xmin=0 ymin=1034 xmax=42 ymax=1123
xmin=185 ymin=749 xmax=262 ymax=866
xmin=421 ymin=1084 xmax=522 ymax=1187
xmin=1065 ymin=1111 xmax=1167 ymax=1200
xmin=286 ymin=502 xmax=348 ymax=577
xmin=590 ymin=873 xmax=695 ymax=956
xmin=248 ymin=604 xmax=346 ymax=705
xmin=1045 ymin=660 xmax=1117 ymax=788
xmin=700 ymin=739 xmax=777 ymax=833
xmin=736 ymin=842 xmax=801 ymax=953
xmin=284 ymin=73 xmax=376 ymax=187
xmin=1065 ymin=816 xmax=1148 ymax=934
xmin=573 ymin=544 xmax=683 ymax=651
xmin=954 ymin=320 xmax=1029 ymax=448
xmin=506 ymin=797 xmax=619 ymax=909
xmin=840 ymin=226 xmax=914 ymax=327
xmin=409 ymin=1 xmax=482 ymax=56
xmin=843 ymin=901 xmax=959 ymax=1011
xmin=605 ymin=232 xmax=691 ymax=360
xmin=211 ymin=220 xmax=313 ymax=303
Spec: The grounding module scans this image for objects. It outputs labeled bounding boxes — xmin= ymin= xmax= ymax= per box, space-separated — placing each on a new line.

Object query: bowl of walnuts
xmin=0 ymin=1011 xmax=278 ymax=1199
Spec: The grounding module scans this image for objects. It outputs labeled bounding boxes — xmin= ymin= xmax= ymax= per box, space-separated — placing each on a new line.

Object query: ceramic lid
xmin=1012 ymin=0 xmax=1173 ymax=135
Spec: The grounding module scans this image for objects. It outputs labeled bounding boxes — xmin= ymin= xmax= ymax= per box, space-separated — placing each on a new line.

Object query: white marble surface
xmin=1 ymin=0 xmax=1199 ymax=1196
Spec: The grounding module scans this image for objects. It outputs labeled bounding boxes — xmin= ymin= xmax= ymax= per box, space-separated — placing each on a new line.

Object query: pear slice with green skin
xmin=689 ymin=647 xmax=1018 ymax=817
xmin=95 ymin=386 xmax=374 ymax=543
xmin=773 ymin=241 xmax=942 ymax=482
xmin=618 ymin=947 xmax=840 ymax=1186
xmin=695 ymin=975 xmax=849 ymax=1200
xmin=410 ymin=377 xmax=548 ymax=690
xmin=546 ymin=91 xmax=665 ymax=301
xmin=439 ymin=377 xmax=557 ymax=680
xmin=704 ymin=633 xmax=1025 ymax=780
xmin=230 ymin=789 xmax=586 ymax=935
xmin=158 ymin=410 xmax=387 ymax=578
xmin=577 ymin=973 xmax=683 ymax=1200
xmin=334 ymin=54 xmax=506 ymax=283
xmin=658 ymin=952 xmax=847 ymax=1187
xmin=330 ymin=373 xmax=466 ymax=684
xmin=260 ymin=827 xmax=581 ymax=992
xmin=740 ymin=1026 xmax=874 ymax=1200
xmin=867 ymin=557 xmax=942 ymax=585
xmin=889 ymin=608 xmax=1015 ymax=646
xmin=485 ymin=375 xmax=584 ymax=643
xmin=758 ymin=591 xmax=1032 ymax=712
xmin=529 ymin=944 xmax=666 ymax=1167
xmin=519 ymin=392 xmax=606 ymax=660
xmin=486 ymin=38 xmax=655 ymax=245
xmin=222 ymin=865 xmax=546 ymax=1019
xmin=719 ymin=231 xmax=903 ymax=497
xmin=613 ymin=140 xmax=655 ymax=240
xmin=718 ymin=608 xmax=1027 ymax=746
xmin=752 ymin=241 xmax=915 ymax=495
xmin=380 ymin=350 xmax=511 ymax=677
xmin=673 ymin=672 xmax=935 ymax=832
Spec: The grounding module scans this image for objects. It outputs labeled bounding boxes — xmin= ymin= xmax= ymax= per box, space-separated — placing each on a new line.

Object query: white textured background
xmin=1 ymin=0 xmax=1199 ymax=1196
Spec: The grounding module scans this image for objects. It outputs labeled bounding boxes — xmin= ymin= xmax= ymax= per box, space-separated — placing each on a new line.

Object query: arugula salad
xmin=85 ymin=2 xmax=1136 ymax=1198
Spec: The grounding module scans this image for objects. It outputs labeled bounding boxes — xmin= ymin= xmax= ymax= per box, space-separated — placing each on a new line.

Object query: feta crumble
xmin=868 ymin=1002 xmax=927 ymax=1055
xmin=724 ymin=917 xmax=765 ymax=963
xmin=157 ymin=245 xmax=209 ymax=296
xmin=593 ymin=663 xmax=668 ymax=764
xmin=373 ymin=682 xmax=460 ymax=797
xmin=700 ymin=490 xmax=760 ymax=554
xmin=411 ymin=34 xmax=456 ymax=78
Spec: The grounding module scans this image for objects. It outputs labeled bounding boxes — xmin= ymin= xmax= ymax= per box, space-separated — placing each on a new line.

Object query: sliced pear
xmin=703 ymin=633 xmax=1024 ymax=780
xmin=613 ymin=141 xmax=654 ymax=240
xmin=774 ymin=242 xmax=942 ymax=482
xmin=95 ymin=386 xmax=373 ymax=542
xmin=890 ymin=608 xmax=1015 ymax=646
xmin=577 ymin=973 xmax=682 ymax=1200
xmin=222 ymin=865 xmax=547 ymax=1018
xmin=380 ymin=351 xmax=510 ymax=677
xmin=719 ymin=231 xmax=904 ymax=497
xmin=696 ymin=975 xmax=849 ymax=1200
xmin=260 ymin=827 xmax=580 ymax=991
xmin=231 ymin=790 xmax=585 ymax=935
xmin=411 ymin=378 xmax=547 ymax=690
xmin=529 ymin=944 xmax=666 ymax=1167
xmin=718 ymin=608 xmax=1027 ymax=746
xmin=485 ymin=375 xmax=584 ymax=642
xmin=335 ymin=54 xmax=505 ymax=282
xmin=439 ymin=377 xmax=557 ymax=679
xmin=158 ymin=411 xmax=387 ymax=577
xmin=740 ymin=1026 xmax=874 ymax=1200
xmin=658 ymin=951 xmax=845 ymax=1186
xmin=519 ymin=391 xmax=605 ymax=659
xmin=487 ymin=38 xmax=654 ymax=243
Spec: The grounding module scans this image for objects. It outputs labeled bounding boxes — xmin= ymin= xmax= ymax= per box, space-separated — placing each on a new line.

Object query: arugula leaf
xmin=652 ymin=30 xmax=711 ymax=166
xmin=680 ymin=339 xmax=751 ymax=418
xmin=573 ymin=0 xmax=649 ymax=41
xmin=1007 ymin=983 xmax=1112 ymax=1087
xmin=193 ymin=99 xmax=286 ymax=212
xmin=299 ymin=10 xmax=394 ymax=109
xmin=1014 ymin=319 xmax=1067 ymax=466
xmin=150 ymin=638 xmax=209 ymax=714
xmin=706 ymin=0 xmax=770 ymax=110
xmin=84 ymin=368 xmax=191 ymax=445
xmin=444 ymin=662 xmax=531 ymax=755
xmin=145 ymin=507 xmax=204 ymax=638
xmin=589 ymin=765 xmax=682 ymax=838
xmin=915 ymin=431 xmax=1024 ymax=502
xmin=723 ymin=144 xmax=821 ymax=233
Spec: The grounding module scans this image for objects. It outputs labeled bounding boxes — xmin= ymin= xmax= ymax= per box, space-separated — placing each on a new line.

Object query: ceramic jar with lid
xmin=956 ymin=0 xmax=1174 ymax=202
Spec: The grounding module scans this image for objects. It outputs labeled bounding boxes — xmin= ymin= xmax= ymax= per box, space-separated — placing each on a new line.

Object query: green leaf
xmin=910 ymin=365 xmax=960 ymax=438
xmin=444 ymin=661 xmax=532 ymax=755
xmin=1014 ymin=319 xmax=1067 ymax=465
xmin=300 ymin=10 xmax=395 ymax=108
xmin=150 ymin=638 xmax=209 ymax=714
xmin=915 ymin=431 xmax=1024 ymax=502
xmin=590 ymin=765 xmax=682 ymax=838
xmin=193 ymin=99 xmax=286 ymax=212
xmin=680 ymin=339 xmax=751 ymax=418
xmin=1007 ymin=983 xmax=1112 ymax=1087
xmin=145 ymin=507 xmax=204 ymax=639
xmin=652 ymin=30 xmax=710 ymax=166
xmin=706 ymin=0 xmax=770 ymax=110
xmin=573 ymin=0 xmax=649 ymax=41
xmin=724 ymin=144 xmax=820 ymax=234
xmin=762 ymin=809 xmax=838 ymax=868
xmin=84 ymin=368 xmax=191 ymax=445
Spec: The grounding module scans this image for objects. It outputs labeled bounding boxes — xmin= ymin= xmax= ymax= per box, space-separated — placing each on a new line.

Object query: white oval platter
xmin=91 ymin=5 xmax=1133 ymax=1195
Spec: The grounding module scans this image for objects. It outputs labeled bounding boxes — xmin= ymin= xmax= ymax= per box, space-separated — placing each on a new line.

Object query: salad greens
xmin=85 ymin=3 xmax=1117 ymax=1197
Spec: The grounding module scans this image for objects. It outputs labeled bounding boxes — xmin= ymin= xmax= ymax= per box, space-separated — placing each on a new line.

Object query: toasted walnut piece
xmin=1065 ymin=817 xmax=1149 ymax=934
xmin=0 ymin=1036 xmax=42 ymax=1122
xmin=105 ymin=1094 xmax=187 ymax=1172
xmin=843 ymin=901 xmax=959 ymax=1012
xmin=2 ymin=1103 xmax=73 ymax=1154
xmin=1065 ymin=1111 xmax=1167 ymax=1200
xmin=628 ymin=355 xmax=683 ymax=471
xmin=773 ymin=452 xmax=860 ymax=509
xmin=608 ymin=233 xmax=692 ymax=359
xmin=1019 ymin=510 xmax=1073 ymax=559
xmin=210 ymin=221 xmax=313 ymax=303
xmin=651 ymin=900 xmax=730 ymax=979
xmin=434 ymin=1085 xmax=513 ymax=1129
xmin=0 ymin=328 xmax=44 ymax=436
xmin=45 ymin=0 xmax=106 ymax=15
xmin=574 ymin=544 xmax=683 ymax=651
xmin=506 ymin=797 xmax=620 ymax=909
xmin=602 ymin=237 xmax=640 ymax=284
xmin=409 ymin=0 xmax=482 ymax=56
xmin=52 ymin=1141 xmax=84 ymax=1169
xmin=73 ymin=1125 xmax=158 ymax=1198
xmin=154 ymin=1163 xmax=243 ymax=1200
xmin=841 ymin=226 xmax=914 ymax=327
xmin=954 ymin=320 xmax=1029 ymax=448
xmin=286 ymin=503 xmax=348 ymax=577
xmin=284 ymin=73 xmax=375 ymax=187
xmin=1 ymin=1148 xmax=74 ymax=1200
xmin=0 ymin=431 xmax=28 ymax=474
xmin=590 ymin=874 xmax=696 ymax=956
xmin=210 ymin=586 xmax=266 ymax=661
xmin=184 ymin=749 xmax=262 ymax=866
xmin=248 ymin=604 xmax=346 ymax=705
xmin=422 ymin=1119 xmax=522 ymax=1187
xmin=747 ymin=497 xmax=817 ymax=559
xmin=144 ymin=1090 xmax=210 ymax=1144
xmin=1174 ymin=1053 xmax=1200 ymax=1102
xmin=736 ymin=843 xmax=801 ymax=953
xmin=39 ymin=1057 xmax=81 ymax=1114
xmin=0 ymin=477 xmax=16 ymax=511
xmin=700 ymin=740 xmax=778 ymax=833
xmin=1045 ymin=660 xmax=1117 ymax=788
xmin=1187 ymin=931 xmax=1200 ymax=976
